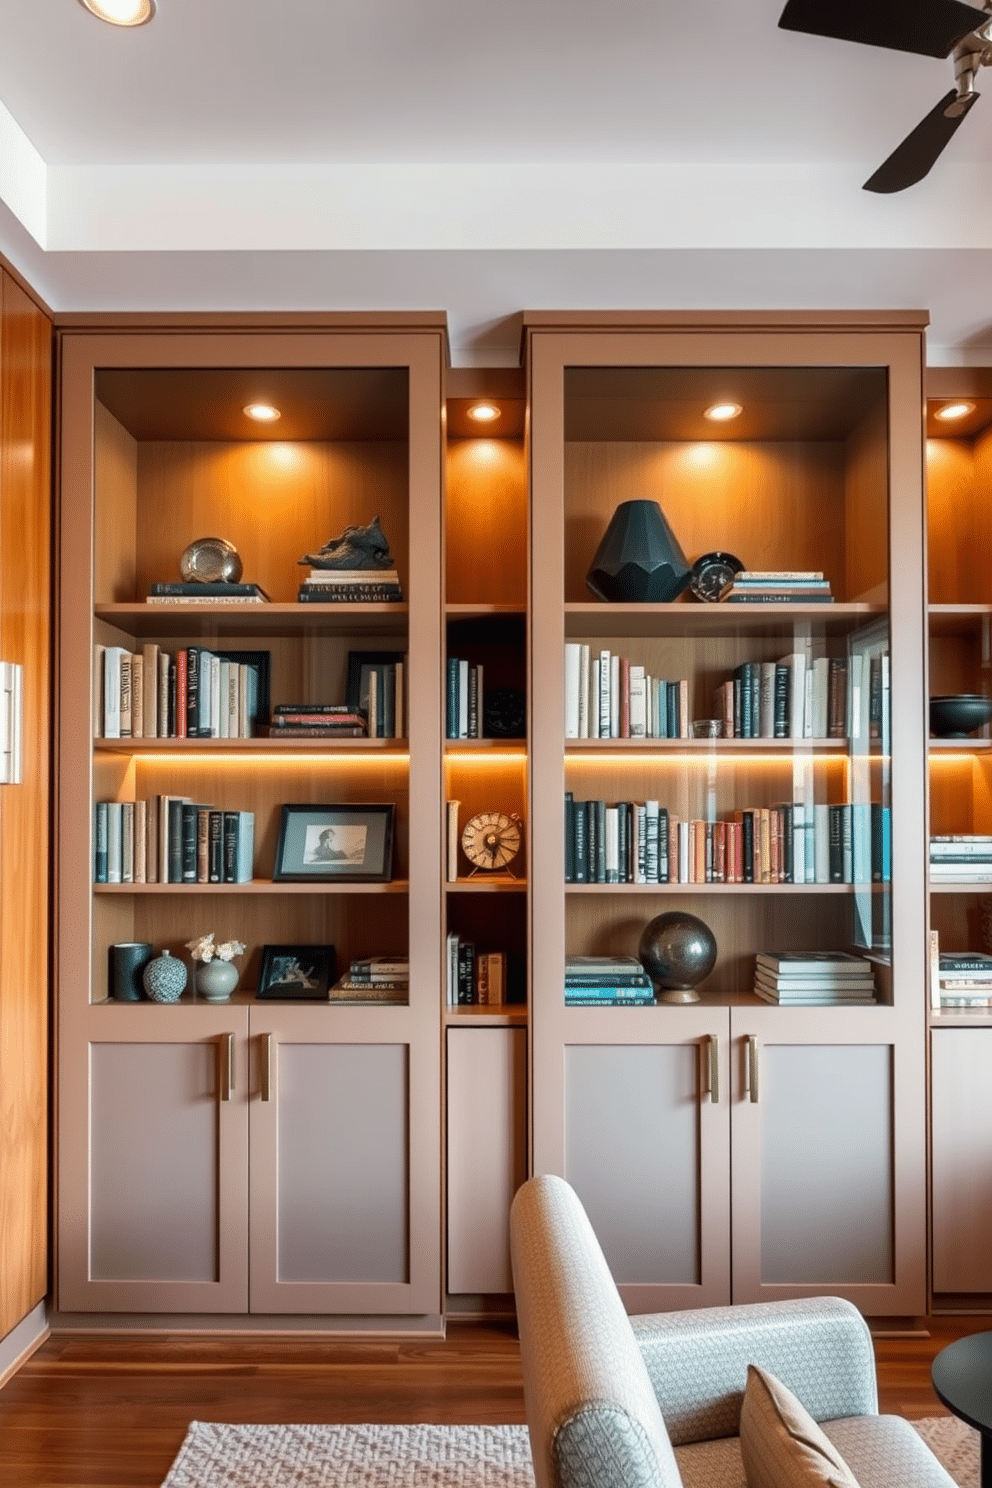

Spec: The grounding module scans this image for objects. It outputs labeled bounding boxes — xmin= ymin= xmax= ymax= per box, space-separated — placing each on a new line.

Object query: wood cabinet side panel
xmin=0 ymin=272 xmax=51 ymax=1337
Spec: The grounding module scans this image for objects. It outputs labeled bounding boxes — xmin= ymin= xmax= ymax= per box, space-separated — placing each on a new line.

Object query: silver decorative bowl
xmin=180 ymin=537 xmax=243 ymax=584
xmin=929 ymin=694 xmax=992 ymax=738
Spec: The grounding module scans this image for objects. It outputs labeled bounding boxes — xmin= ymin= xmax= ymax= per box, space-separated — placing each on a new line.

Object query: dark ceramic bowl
xmin=929 ymin=694 xmax=992 ymax=738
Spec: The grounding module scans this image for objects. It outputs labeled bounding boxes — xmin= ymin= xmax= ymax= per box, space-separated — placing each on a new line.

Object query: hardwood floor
xmin=0 ymin=1316 xmax=988 ymax=1488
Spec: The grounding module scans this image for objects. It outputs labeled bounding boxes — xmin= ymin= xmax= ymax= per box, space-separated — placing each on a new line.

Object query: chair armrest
xmin=631 ymin=1296 xmax=878 ymax=1445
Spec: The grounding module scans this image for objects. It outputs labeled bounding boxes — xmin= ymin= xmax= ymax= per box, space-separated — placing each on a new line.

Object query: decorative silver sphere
xmin=638 ymin=911 xmax=717 ymax=1005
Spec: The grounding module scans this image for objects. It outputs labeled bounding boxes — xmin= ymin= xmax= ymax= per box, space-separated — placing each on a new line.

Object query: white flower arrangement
xmin=186 ymin=932 xmax=247 ymax=964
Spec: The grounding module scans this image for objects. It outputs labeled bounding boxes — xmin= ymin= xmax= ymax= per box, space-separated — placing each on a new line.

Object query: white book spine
xmin=610 ymin=654 xmax=620 ymax=738
xmin=446 ymin=800 xmax=460 ymax=882
xmin=629 ymin=665 xmax=646 ymax=737
xmin=598 ymin=650 xmax=611 ymax=737
xmin=103 ymin=646 xmax=126 ymax=739
xmin=590 ymin=657 xmax=600 ymax=738
xmin=604 ymin=806 xmax=619 ymax=883
xmin=564 ymin=643 xmax=581 ymax=739
xmin=760 ymin=662 xmax=776 ymax=738
xmin=645 ymin=800 xmax=659 ymax=883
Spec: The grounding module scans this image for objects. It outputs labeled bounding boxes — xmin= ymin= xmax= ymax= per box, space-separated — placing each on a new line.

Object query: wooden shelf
xmin=445 ymin=738 xmax=526 ymax=753
xmin=564 ymin=601 xmax=887 ymax=640
xmin=95 ymin=878 xmax=411 ymax=894
xmin=443 ymin=1006 xmax=528 ymax=1026
xmin=447 ymin=878 xmax=527 ymax=892
xmin=929 ymin=739 xmax=992 ymax=752
xmin=95 ymin=602 xmax=410 ymax=639
xmin=95 ymin=736 xmax=408 ymax=754
xmin=928 ymin=604 xmax=992 ymax=638
xmin=445 ymin=604 xmax=526 ymax=619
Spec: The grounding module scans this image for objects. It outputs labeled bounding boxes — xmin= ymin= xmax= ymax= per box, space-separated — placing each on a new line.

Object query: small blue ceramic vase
xmin=143 ymin=949 xmax=188 ymax=1004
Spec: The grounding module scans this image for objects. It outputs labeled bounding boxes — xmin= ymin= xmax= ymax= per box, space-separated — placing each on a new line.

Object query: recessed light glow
xmin=243 ymin=403 xmax=281 ymax=423
xmin=704 ymin=402 xmax=743 ymax=422
xmin=467 ymin=402 xmax=501 ymax=423
xmin=78 ymin=0 xmax=156 ymax=24
xmin=934 ymin=401 xmax=975 ymax=422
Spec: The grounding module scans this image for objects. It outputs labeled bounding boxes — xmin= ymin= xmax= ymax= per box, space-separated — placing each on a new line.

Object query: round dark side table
xmin=931 ymin=1331 xmax=992 ymax=1488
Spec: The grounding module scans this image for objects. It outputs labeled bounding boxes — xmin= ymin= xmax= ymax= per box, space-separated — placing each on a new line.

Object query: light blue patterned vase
xmin=143 ymin=949 xmax=187 ymax=1004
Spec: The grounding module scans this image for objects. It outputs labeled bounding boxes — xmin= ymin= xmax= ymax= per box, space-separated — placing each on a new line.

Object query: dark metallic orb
xmin=638 ymin=911 xmax=717 ymax=1004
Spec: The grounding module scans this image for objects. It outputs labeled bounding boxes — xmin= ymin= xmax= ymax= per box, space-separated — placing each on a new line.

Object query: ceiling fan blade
xmin=779 ymin=0 xmax=987 ymax=58
xmin=863 ymin=88 xmax=979 ymax=191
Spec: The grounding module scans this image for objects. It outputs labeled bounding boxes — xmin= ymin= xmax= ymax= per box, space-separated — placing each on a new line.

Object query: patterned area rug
xmin=161 ymin=1416 xmax=979 ymax=1488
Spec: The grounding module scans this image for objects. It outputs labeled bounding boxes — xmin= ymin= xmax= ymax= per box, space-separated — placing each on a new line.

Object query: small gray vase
xmin=195 ymin=958 xmax=239 ymax=1002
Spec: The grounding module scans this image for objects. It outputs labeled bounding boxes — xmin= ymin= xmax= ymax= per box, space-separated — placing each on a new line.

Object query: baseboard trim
xmin=47 ymin=1310 xmax=445 ymax=1337
xmin=0 ymin=1302 xmax=49 ymax=1389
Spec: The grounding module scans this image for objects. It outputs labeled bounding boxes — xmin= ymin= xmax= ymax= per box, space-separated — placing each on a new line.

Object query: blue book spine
xmin=446 ymin=657 xmax=460 ymax=739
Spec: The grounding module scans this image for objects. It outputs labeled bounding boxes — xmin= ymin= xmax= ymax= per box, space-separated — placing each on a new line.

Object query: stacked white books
xmin=754 ymin=951 xmax=877 ymax=1005
xmin=935 ymin=951 xmax=992 ymax=1008
xmin=719 ymin=570 xmax=834 ymax=604
xmin=929 ymin=835 xmax=992 ymax=884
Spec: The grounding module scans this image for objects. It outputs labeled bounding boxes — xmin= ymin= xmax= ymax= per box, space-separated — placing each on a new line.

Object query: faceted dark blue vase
xmin=586 ymin=499 xmax=691 ymax=603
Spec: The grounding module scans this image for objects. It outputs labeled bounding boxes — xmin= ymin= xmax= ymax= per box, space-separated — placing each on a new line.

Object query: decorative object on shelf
xmin=179 ymin=536 xmax=243 ymax=584
xmin=483 ymin=686 xmax=526 ymax=739
xmin=142 ymin=949 xmax=188 ymax=1004
xmin=108 ymin=941 xmax=153 ymax=1001
xmin=689 ymin=551 xmax=745 ymax=602
xmin=691 ymin=719 xmax=722 ymax=739
xmin=460 ymin=810 xmax=523 ymax=878
xmin=929 ymin=693 xmax=992 ymax=737
xmin=585 ymin=499 xmax=691 ymax=603
xmin=186 ymin=932 xmax=247 ymax=1002
xmin=638 ymin=911 xmax=717 ymax=1004
xmin=273 ymin=803 xmax=396 ymax=883
xmin=300 ymin=514 xmax=394 ymax=570
xmin=256 ymin=943 xmax=336 ymax=1001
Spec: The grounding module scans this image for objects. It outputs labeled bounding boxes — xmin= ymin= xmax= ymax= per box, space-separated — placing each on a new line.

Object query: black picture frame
xmin=272 ymin=803 xmax=396 ymax=883
xmin=256 ymin=943 xmax=336 ymax=1000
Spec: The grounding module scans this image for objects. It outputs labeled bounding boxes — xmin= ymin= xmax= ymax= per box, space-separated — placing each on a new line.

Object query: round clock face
xmin=461 ymin=811 xmax=523 ymax=872
xmin=689 ymin=551 xmax=744 ymax=602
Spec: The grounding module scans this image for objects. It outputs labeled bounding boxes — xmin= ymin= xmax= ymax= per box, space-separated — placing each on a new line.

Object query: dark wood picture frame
xmin=272 ymin=802 xmax=396 ymax=882
xmin=256 ymin=943 xmax=336 ymax=1000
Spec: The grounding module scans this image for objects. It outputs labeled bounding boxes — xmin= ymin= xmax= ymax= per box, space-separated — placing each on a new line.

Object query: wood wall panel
xmin=0 ymin=271 xmax=51 ymax=1339
xmin=445 ymin=439 xmax=527 ymax=606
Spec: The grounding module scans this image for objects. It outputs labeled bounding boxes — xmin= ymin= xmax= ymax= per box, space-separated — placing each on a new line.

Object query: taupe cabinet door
xmin=58 ymin=1005 xmax=250 ymax=1313
xmin=931 ymin=1027 xmax=992 ymax=1297
xmin=248 ymin=1005 xmax=440 ymax=1316
xmin=553 ymin=1007 xmax=732 ymax=1311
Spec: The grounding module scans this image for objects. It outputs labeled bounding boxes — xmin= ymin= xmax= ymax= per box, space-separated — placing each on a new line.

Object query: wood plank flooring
xmin=0 ymin=1316 xmax=988 ymax=1488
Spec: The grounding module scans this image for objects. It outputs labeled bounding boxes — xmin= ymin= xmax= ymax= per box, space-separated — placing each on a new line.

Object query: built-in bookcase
xmin=924 ymin=371 xmax=992 ymax=1312
xmin=56 ymin=323 xmax=446 ymax=1323
xmin=527 ymin=313 xmax=928 ymax=1316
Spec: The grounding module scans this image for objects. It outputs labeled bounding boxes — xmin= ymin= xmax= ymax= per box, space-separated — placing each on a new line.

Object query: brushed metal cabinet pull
xmin=747 ymin=1035 xmax=760 ymax=1104
xmin=260 ymin=1032 xmax=273 ymax=1102
xmin=707 ymin=1034 xmax=720 ymax=1104
xmin=220 ymin=1032 xmax=234 ymax=1102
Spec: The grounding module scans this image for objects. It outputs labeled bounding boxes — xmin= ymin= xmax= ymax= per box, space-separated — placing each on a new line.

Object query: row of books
xmin=94 ymin=798 xmax=255 ymax=884
xmin=930 ymin=944 xmax=992 ymax=1008
xmin=930 ymin=834 xmax=992 ymax=883
xmin=446 ymin=658 xmax=485 ymax=739
xmin=752 ymin=951 xmax=876 ymax=1005
xmin=148 ymin=581 xmax=268 ymax=604
xmin=564 ymin=956 xmax=655 ymax=1005
xmin=297 ymin=568 xmax=403 ymax=603
xmin=564 ymin=794 xmax=891 ymax=885
xmin=563 ymin=644 xmax=888 ymax=743
xmin=720 ymin=570 xmax=834 ymax=604
xmin=445 ymin=934 xmax=507 ymax=1005
xmin=329 ymin=956 xmax=409 ymax=1004
xmin=94 ymin=643 xmax=266 ymax=740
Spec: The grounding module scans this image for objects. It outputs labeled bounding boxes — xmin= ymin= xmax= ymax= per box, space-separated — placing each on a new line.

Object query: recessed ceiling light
xmin=934 ymin=401 xmax=975 ymax=422
xmin=467 ymin=402 xmax=501 ymax=423
xmin=78 ymin=0 xmax=156 ymax=25
xmin=243 ymin=403 xmax=281 ymax=423
xmin=704 ymin=402 xmax=743 ymax=422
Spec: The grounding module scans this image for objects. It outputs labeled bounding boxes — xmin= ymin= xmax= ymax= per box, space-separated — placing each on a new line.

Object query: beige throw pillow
xmin=739 ymin=1364 xmax=861 ymax=1488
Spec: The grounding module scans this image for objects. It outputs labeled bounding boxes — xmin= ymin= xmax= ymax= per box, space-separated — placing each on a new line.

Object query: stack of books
xmin=329 ymin=956 xmax=409 ymax=1004
xmin=564 ymin=956 xmax=656 ymax=1006
xmin=935 ymin=950 xmax=992 ymax=1008
xmin=148 ymin=581 xmax=268 ymax=604
xmin=719 ymin=571 xmax=834 ymax=604
xmin=929 ymin=835 xmax=992 ymax=885
xmin=298 ymin=568 xmax=403 ymax=603
xmin=265 ymin=704 xmax=368 ymax=738
xmin=445 ymin=934 xmax=507 ymax=1005
xmin=446 ymin=657 xmax=485 ymax=739
xmin=753 ymin=951 xmax=877 ymax=1005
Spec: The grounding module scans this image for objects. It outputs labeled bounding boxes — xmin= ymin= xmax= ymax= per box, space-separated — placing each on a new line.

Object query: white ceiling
xmin=1 ymin=0 xmax=992 ymax=364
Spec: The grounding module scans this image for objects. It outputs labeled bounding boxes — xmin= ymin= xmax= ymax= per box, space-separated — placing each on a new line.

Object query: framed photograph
xmin=273 ymin=803 xmax=396 ymax=883
xmin=256 ymin=943 xmax=336 ymax=1001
